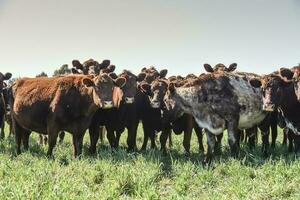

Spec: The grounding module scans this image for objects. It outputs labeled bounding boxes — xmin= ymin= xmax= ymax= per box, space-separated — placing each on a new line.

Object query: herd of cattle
xmin=1 ymin=59 xmax=300 ymax=164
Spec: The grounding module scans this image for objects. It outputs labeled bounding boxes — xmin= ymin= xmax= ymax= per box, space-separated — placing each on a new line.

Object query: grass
xmin=1 ymin=124 xmax=300 ymax=200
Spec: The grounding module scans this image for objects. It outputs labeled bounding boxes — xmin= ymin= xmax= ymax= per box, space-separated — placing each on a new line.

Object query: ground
xmin=0 ymin=124 xmax=300 ymax=200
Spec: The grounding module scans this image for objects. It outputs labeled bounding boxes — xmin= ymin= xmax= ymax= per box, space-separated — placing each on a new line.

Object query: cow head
xmin=204 ymin=63 xmax=237 ymax=73
xmin=249 ymin=72 xmax=292 ymax=112
xmin=140 ymin=79 xmax=169 ymax=109
xmin=0 ymin=72 xmax=12 ymax=93
xmin=278 ymin=66 xmax=300 ymax=102
xmin=117 ymin=70 xmax=146 ymax=104
xmin=140 ymin=67 xmax=168 ymax=84
xmin=82 ymin=73 xmax=126 ymax=109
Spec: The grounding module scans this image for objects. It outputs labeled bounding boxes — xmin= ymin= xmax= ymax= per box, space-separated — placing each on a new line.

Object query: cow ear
xmin=99 ymin=59 xmax=110 ymax=69
xmin=280 ymin=68 xmax=294 ymax=80
xmin=249 ymin=78 xmax=262 ymax=88
xmin=108 ymin=65 xmax=115 ymax=73
xmin=203 ymin=64 xmax=214 ymax=73
xmin=228 ymin=63 xmax=237 ymax=72
xmin=72 ymin=60 xmax=83 ymax=70
xmin=108 ymin=72 xmax=118 ymax=80
xmin=137 ymin=72 xmax=146 ymax=82
xmin=115 ymin=77 xmax=126 ymax=88
xmin=83 ymin=78 xmax=94 ymax=87
xmin=71 ymin=68 xmax=80 ymax=74
xmin=140 ymin=83 xmax=151 ymax=95
xmin=159 ymin=69 xmax=168 ymax=78
xmin=141 ymin=67 xmax=147 ymax=72
xmin=169 ymin=82 xmax=177 ymax=94
xmin=4 ymin=73 xmax=12 ymax=80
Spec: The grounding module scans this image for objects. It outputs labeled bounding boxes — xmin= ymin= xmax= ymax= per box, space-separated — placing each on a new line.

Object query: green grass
xmin=1 ymin=124 xmax=300 ymax=200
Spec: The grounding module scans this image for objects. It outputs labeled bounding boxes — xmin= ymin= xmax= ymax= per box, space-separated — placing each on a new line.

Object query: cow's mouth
xmin=103 ymin=101 xmax=113 ymax=109
xmin=151 ymin=101 xmax=160 ymax=108
xmin=263 ymin=104 xmax=275 ymax=112
xmin=125 ymin=97 xmax=134 ymax=104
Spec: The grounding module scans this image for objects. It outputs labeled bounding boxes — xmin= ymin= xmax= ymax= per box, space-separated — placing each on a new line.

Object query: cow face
xmin=83 ymin=73 xmax=126 ymax=109
xmin=0 ymin=72 xmax=12 ymax=93
xmin=250 ymin=74 xmax=291 ymax=112
xmin=118 ymin=71 xmax=146 ymax=104
xmin=141 ymin=79 xmax=168 ymax=109
xmin=280 ymin=66 xmax=300 ymax=101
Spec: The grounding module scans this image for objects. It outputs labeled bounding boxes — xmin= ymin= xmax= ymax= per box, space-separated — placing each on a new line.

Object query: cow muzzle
xmin=150 ymin=101 xmax=160 ymax=108
xmin=103 ymin=101 xmax=113 ymax=109
xmin=263 ymin=104 xmax=275 ymax=112
xmin=125 ymin=97 xmax=134 ymax=104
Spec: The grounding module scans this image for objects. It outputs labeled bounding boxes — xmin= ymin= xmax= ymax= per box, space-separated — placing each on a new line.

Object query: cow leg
xmin=149 ymin=130 xmax=157 ymax=149
xmin=106 ymin=128 xmax=116 ymax=148
xmin=72 ymin=132 xmax=84 ymax=157
xmin=194 ymin=126 xmax=204 ymax=152
xmin=215 ymin=133 xmax=223 ymax=154
xmin=168 ymin=133 xmax=173 ymax=148
xmin=203 ymin=130 xmax=216 ymax=165
xmin=99 ymin=126 xmax=105 ymax=144
xmin=22 ymin=131 xmax=31 ymax=151
xmin=89 ymin=124 xmax=100 ymax=154
xmin=59 ymin=131 xmax=65 ymax=144
xmin=183 ymin=129 xmax=192 ymax=154
xmin=115 ymin=131 xmax=121 ymax=148
xmin=288 ymin=130 xmax=294 ymax=153
xmin=282 ymin=127 xmax=288 ymax=146
xmin=246 ymin=127 xmax=257 ymax=150
xmin=294 ymin=135 xmax=300 ymax=155
xmin=270 ymin=121 xmax=277 ymax=148
xmin=227 ymin=120 xmax=239 ymax=158
xmin=13 ymin=119 xmax=23 ymax=154
xmin=46 ymin=124 xmax=59 ymax=158
xmin=127 ymin=123 xmax=138 ymax=151
xmin=0 ymin=116 xmax=4 ymax=139
xmin=141 ymin=123 xmax=149 ymax=150
xmin=261 ymin=130 xmax=270 ymax=157
xmin=160 ymin=129 xmax=170 ymax=153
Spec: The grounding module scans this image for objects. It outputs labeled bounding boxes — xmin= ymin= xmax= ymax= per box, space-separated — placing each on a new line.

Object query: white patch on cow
xmin=279 ymin=109 xmax=300 ymax=135
xmin=228 ymin=74 xmax=266 ymax=129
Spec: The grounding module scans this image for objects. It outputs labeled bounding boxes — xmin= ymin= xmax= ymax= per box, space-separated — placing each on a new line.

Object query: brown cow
xmin=10 ymin=74 xmax=126 ymax=157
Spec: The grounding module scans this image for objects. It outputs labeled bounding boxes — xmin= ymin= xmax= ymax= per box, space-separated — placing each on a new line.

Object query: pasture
xmin=0 ymin=123 xmax=300 ymax=200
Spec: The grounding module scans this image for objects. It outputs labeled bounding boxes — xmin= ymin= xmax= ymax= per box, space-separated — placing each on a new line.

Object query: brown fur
xmin=11 ymin=74 xmax=124 ymax=157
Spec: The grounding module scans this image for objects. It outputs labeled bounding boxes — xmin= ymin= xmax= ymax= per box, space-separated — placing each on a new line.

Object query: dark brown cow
xmin=137 ymin=67 xmax=169 ymax=150
xmin=10 ymin=74 xmax=126 ymax=157
xmin=0 ymin=72 xmax=12 ymax=139
xmin=166 ymin=70 xmax=267 ymax=164
xmin=250 ymin=69 xmax=300 ymax=153
xmin=141 ymin=75 xmax=206 ymax=153
xmin=72 ymin=59 xmax=111 ymax=75
xmin=88 ymin=70 xmax=146 ymax=152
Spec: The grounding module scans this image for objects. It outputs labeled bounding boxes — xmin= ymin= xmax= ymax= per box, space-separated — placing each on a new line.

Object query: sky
xmin=0 ymin=0 xmax=299 ymax=78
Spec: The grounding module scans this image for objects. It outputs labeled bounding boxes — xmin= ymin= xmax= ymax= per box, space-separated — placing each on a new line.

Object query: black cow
xmin=0 ymin=72 xmax=12 ymax=139
xmin=88 ymin=70 xmax=146 ymax=153
xmin=250 ymin=68 xmax=300 ymax=153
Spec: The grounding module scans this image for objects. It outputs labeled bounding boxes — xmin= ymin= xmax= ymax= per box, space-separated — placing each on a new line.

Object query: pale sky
xmin=0 ymin=0 xmax=299 ymax=78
